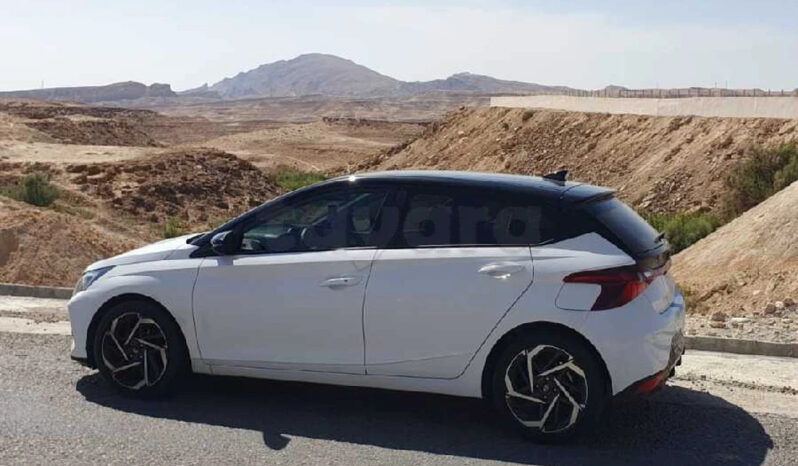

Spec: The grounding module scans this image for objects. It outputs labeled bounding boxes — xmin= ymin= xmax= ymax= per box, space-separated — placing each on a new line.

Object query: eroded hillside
xmin=355 ymin=107 xmax=798 ymax=213
xmin=672 ymin=179 xmax=798 ymax=315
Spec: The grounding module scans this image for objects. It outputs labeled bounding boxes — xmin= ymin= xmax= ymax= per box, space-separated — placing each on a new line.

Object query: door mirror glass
xmin=210 ymin=231 xmax=238 ymax=255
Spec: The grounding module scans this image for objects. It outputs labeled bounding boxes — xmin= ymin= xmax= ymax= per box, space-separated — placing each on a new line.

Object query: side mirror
xmin=210 ymin=231 xmax=238 ymax=255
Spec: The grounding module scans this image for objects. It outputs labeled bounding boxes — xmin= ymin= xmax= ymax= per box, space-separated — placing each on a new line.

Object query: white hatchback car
xmin=69 ymin=170 xmax=684 ymax=442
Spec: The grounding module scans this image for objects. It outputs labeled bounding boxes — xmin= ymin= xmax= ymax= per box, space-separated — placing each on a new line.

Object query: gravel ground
xmin=0 ymin=331 xmax=797 ymax=465
xmin=687 ymin=306 xmax=798 ymax=343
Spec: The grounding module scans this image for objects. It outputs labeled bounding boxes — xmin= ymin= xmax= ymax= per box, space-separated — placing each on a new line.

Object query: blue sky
xmin=1 ymin=0 xmax=796 ymax=92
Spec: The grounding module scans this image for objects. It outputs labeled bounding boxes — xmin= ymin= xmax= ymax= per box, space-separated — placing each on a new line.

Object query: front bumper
xmin=67 ymin=289 xmax=103 ymax=362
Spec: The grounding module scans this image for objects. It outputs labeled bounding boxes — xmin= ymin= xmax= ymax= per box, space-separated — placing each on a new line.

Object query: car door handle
xmin=478 ymin=262 xmax=525 ymax=278
xmin=320 ymin=276 xmax=361 ymax=288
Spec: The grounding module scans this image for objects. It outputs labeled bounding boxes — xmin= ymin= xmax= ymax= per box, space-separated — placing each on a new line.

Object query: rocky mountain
xmin=210 ymin=54 xmax=401 ymax=99
xmin=208 ymin=53 xmax=569 ymax=99
xmin=0 ymin=54 xmax=570 ymax=103
xmin=0 ymin=82 xmax=176 ymax=103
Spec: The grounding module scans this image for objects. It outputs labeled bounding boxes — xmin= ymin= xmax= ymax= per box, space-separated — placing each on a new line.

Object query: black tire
xmin=93 ymin=299 xmax=189 ymax=398
xmin=489 ymin=329 xmax=608 ymax=443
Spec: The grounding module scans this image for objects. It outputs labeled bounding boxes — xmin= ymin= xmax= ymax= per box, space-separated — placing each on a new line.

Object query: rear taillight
xmin=564 ymin=261 xmax=670 ymax=311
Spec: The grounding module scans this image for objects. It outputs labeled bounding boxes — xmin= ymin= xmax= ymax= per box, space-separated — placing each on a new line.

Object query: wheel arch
xmin=85 ymin=293 xmax=188 ymax=368
xmin=480 ymin=321 xmax=612 ymax=400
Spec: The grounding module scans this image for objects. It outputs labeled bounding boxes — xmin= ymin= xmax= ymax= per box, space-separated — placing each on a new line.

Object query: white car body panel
xmin=68 ymin=226 xmax=684 ymax=399
xmin=68 ymin=254 xmax=205 ymax=370
xmin=193 ymin=249 xmax=375 ymax=374
xmin=85 ymin=234 xmax=199 ymax=270
xmin=363 ymin=246 xmax=533 ymax=378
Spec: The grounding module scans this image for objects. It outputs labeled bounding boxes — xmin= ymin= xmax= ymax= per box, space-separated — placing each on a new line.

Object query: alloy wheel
xmin=100 ymin=312 xmax=169 ymax=390
xmin=504 ymin=344 xmax=588 ymax=433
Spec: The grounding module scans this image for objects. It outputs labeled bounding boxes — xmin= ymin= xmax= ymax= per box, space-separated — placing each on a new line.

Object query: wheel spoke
xmin=538 ymin=359 xmax=572 ymax=377
xmin=505 ymin=373 xmax=546 ymax=404
xmin=526 ymin=351 xmax=535 ymax=391
xmin=112 ymin=361 xmax=142 ymax=373
xmin=553 ymin=377 xmax=584 ymax=410
xmin=143 ymin=349 xmax=150 ymax=386
xmin=540 ymin=394 xmax=560 ymax=428
xmin=123 ymin=315 xmax=142 ymax=345
xmin=137 ymin=338 xmax=165 ymax=352
xmin=109 ymin=333 xmax=129 ymax=361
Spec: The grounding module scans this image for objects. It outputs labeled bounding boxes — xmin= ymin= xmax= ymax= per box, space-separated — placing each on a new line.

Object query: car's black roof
xmin=191 ymin=170 xmax=616 ymax=247
xmin=330 ymin=170 xmax=614 ymax=203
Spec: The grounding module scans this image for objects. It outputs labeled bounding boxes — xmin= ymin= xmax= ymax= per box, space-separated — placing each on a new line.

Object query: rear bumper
xmin=616 ymin=330 xmax=684 ymax=398
xmin=581 ymin=287 xmax=686 ymax=395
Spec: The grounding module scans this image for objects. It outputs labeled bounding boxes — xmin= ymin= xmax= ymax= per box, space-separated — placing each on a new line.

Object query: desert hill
xmin=209 ymin=53 xmax=401 ymax=99
xmin=208 ymin=54 xmax=571 ymax=99
xmin=352 ymin=107 xmax=798 ymax=214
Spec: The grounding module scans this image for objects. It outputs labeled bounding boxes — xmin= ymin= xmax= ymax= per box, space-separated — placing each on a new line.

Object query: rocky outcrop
xmin=0 ymin=82 xmax=177 ymax=103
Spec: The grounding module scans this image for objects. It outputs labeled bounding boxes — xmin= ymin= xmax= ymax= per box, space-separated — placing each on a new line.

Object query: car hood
xmin=85 ymin=234 xmax=200 ymax=271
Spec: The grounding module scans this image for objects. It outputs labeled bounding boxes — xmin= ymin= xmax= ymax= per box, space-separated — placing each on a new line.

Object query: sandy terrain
xmin=201 ymin=118 xmax=424 ymax=171
xmin=0 ymin=99 xmax=425 ymax=285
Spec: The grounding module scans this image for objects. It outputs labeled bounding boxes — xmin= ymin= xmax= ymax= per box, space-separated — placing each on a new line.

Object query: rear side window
xmin=582 ymin=198 xmax=662 ymax=254
xmin=455 ymin=191 xmax=545 ymax=246
xmin=393 ymin=186 xmax=570 ymax=247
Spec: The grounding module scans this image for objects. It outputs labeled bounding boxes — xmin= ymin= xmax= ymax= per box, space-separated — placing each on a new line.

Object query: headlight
xmin=73 ymin=266 xmax=114 ymax=295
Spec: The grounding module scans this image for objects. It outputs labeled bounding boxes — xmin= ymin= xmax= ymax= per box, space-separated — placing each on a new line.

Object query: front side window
xmin=239 ymin=188 xmax=389 ymax=253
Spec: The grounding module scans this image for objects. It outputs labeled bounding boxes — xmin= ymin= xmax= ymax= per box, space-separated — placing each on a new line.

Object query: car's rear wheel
xmin=93 ymin=299 xmax=188 ymax=398
xmin=490 ymin=330 xmax=608 ymax=442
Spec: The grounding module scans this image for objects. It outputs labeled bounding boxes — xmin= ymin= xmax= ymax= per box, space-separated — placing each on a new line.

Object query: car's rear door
xmin=363 ymin=186 xmax=539 ymax=378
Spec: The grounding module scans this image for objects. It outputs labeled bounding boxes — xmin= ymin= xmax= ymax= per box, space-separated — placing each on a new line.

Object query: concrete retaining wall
xmin=491 ymin=95 xmax=798 ymax=119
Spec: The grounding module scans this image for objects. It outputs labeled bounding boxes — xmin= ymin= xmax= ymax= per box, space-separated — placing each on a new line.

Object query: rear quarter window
xmin=582 ymin=198 xmax=662 ymax=254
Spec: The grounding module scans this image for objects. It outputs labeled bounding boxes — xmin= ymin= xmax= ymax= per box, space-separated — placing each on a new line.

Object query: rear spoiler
xmin=560 ymin=184 xmax=616 ymax=205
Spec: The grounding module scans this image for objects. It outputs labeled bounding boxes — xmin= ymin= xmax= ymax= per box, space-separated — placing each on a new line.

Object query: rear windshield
xmin=582 ymin=198 xmax=663 ymax=254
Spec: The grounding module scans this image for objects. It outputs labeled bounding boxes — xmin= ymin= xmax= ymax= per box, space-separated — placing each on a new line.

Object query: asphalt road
xmin=1 ymin=297 xmax=797 ymax=465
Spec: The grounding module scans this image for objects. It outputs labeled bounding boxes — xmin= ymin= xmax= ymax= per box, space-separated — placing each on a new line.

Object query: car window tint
xmin=401 ymin=193 xmax=455 ymax=247
xmin=240 ymin=189 xmax=388 ymax=253
xmin=455 ymin=191 xmax=545 ymax=246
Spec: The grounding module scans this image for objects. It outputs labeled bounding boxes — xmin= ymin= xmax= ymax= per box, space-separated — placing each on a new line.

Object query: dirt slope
xmin=67 ymin=149 xmax=280 ymax=227
xmin=355 ymin=107 xmax=798 ymax=213
xmin=1 ymin=148 xmax=279 ymax=286
xmin=672 ymin=180 xmax=798 ymax=315
xmin=0 ymin=198 xmax=141 ymax=286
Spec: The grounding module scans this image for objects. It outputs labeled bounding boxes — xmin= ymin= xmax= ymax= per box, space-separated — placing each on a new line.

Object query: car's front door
xmin=364 ymin=187 xmax=544 ymax=379
xmin=193 ymin=186 xmax=391 ymax=374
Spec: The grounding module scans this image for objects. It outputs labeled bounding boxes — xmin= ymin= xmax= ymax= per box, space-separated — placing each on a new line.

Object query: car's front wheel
xmin=93 ymin=299 xmax=189 ymax=398
xmin=490 ymin=330 xmax=608 ymax=442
